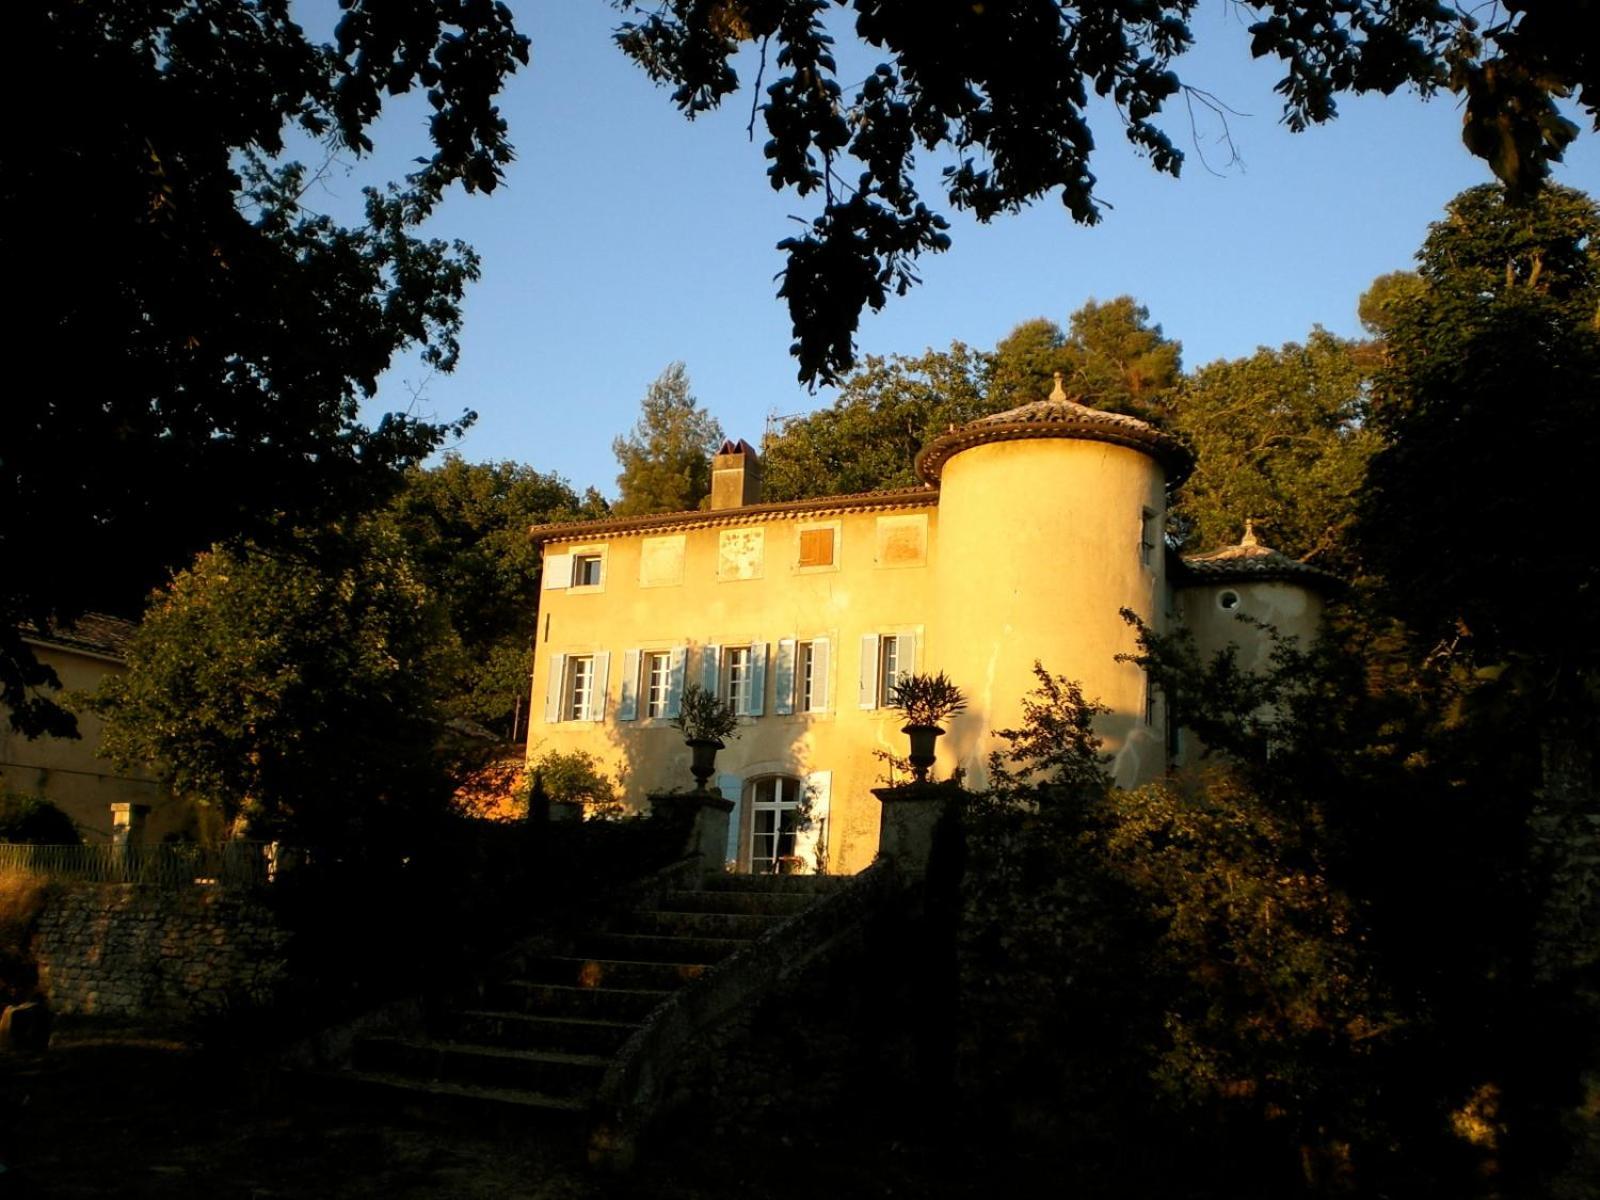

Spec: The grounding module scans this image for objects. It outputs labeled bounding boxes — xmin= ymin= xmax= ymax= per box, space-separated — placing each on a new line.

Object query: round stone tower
xmin=917 ymin=377 xmax=1192 ymax=788
xmin=1176 ymin=521 xmax=1343 ymax=672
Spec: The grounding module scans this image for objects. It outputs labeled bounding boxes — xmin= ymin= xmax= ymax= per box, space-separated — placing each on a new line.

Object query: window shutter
xmin=666 ymin=647 xmax=687 ymax=718
xmin=618 ymin=649 xmax=641 ymax=721
xmin=747 ymin=642 xmax=768 ymax=717
xmin=588 ymin=651 xmax=610 ymax=721
xmin=895 ymin=628 xmax=918 ymax=689
xmin=773 ymin=640 xmax=796 ymax=715
xmin=795 ymin=770 xmax=832 ymax=874
xmin=858 ymin=633 xmax=880 ymax=709
xmin=543 ymin=653 xmax=567 ymax=723
xmin=718 ymin=773 xmax=743 ymax=869
xmin=701 ymin=644 xmax=722 ymax=696
xmin=810 ymin=638 xmax=831 ymax=713
xmin=542 ymin=553 xmax=571 ymax=589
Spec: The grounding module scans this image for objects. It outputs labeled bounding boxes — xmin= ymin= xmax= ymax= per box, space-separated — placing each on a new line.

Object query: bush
xmin=525 ymin=750 xmax=623 ymax=817
xmin=0 ymin=792 xmax=80 ymax=844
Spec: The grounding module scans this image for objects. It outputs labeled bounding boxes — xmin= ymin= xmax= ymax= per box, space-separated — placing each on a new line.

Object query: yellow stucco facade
xmin=527 ymin=395 xmax=1335 ymax=876
xmin=1 ymin=625 xmax=180 ymax=844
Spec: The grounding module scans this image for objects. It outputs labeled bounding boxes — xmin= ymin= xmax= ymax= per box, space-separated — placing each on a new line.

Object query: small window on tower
xmin=572 ymin=554 xmax=603 ymax=587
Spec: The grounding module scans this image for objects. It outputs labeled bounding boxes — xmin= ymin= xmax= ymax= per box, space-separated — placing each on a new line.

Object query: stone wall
xmin=32 ymin=883 xmax=290 ymax=1023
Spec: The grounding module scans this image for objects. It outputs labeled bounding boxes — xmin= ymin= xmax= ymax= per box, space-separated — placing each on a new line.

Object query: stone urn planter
xmin=889 ymin=670 xmax=968 ymax=784
xmin=673 ymin=682 xmax=740 ymax=792
xmin=687 ymin=737 xmax=724 ymax=791
xmin=902 ymin=723 xmax=944 ymax=783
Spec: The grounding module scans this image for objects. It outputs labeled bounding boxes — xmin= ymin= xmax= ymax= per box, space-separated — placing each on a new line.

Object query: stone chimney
xmin=710 ymin=438 xmax=763 ymax=510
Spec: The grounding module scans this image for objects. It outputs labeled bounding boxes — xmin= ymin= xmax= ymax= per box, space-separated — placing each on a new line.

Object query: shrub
xmin=0 ymin=792 xmax=80 ymax=844
xmin=672 ymin=682 xmax=740 ymax=743
xmin=526 ymin=750 xmax=623 ymax=818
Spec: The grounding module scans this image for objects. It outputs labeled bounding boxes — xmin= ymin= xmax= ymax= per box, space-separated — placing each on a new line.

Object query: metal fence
xmin=0 ymin=842 xmax=276 ymax=889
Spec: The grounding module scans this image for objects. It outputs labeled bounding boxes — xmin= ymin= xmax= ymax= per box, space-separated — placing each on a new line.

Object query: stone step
xmin=622 ymin=908 xmax=786 ymax=940
xmin=657 ymin=888 xmax=816 ymax=917
xmin=445 ymin=1010 xmax=641 ymax=1057
xmin=519 ymin=955 xmax=714 ymax=991
xmin=354 ymin=1036 xmax=609 ymax=1098
xmin=702 ymin=873 xmax=853 ymax=894
xmin=574 ymin=931 xmax=749 ymax=965
xmin=482 ymin=980 xmax=674 ymax=1022
xmin=321 ymin=1068 xmax=590 ymax=1118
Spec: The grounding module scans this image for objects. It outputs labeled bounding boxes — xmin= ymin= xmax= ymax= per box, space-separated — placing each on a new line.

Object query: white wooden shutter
xmin=587 ymin=651 xmax=610 ymax=721
xmin=810 ymin=637 xmax=831 ymax=713
xmin=543 ymin=653 xmax=567 ymax=723
xmin=618 ymin=649 xmax=641 ymax=721
xmin=774 ymin=639 xmax=796 ymax=715
xmin=701 ymin=644 xmax=722 ymax=697
xmin=747 ymin=642 xmax=768 ymax=716
xmin=795 ymin=770 xmax=832 ymax=874
xmin=858 ymin=633 xmax=881 ymax=709
xmin=895 ymin=628 xmax=918 ymax=689
xmin=666 ymin=646 xmax=686 ymax=718
xmin=718 ymin=773 xmax=743 ymax=869
xmin=542 ymin=553 xmax=571 ymax=589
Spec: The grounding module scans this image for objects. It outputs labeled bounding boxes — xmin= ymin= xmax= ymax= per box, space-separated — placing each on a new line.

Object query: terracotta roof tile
xmin=20 ymin=612 xmax=138 ymax=659
xmin=530 ymin=486 xmax=939 ymax=544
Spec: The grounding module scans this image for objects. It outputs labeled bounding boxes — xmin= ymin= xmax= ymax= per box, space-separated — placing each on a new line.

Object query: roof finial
xmin=1241 ymin=518 xmax=1259 ymax=547
xmin=1049 ymin=371 xmax=1067 ymax=403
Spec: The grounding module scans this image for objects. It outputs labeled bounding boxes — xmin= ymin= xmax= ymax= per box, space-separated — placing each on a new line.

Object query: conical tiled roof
xmin=915 ymin=374 xmax=1193 ymax=484
xmin=1179 ymin=522 xmax=1344 ymax=590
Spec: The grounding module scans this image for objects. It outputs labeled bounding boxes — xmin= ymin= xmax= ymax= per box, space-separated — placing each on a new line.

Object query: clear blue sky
xmin=299 ymin=2 xmax=1600 ymax=500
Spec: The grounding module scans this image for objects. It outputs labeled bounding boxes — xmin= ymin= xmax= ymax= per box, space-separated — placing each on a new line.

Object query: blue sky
xmin=299 ymin=3 xmax=1600 ymax=499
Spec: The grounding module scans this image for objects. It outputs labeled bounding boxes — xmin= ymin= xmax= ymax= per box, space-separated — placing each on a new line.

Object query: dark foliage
xmin=4 ymin=1 xmax=529 ymax=737
xmin=616 ymin=1 xmax=1593 ymax=384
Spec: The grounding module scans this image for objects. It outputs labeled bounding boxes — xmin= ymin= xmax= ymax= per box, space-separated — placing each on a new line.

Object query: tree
xmin=616 ymin=1 xmax=1595 ymax=385
xmin=761 ymin=342 xmax=996 ymax=500
xmin=1172 ymin=330 xmax=1379 ymax=569
xmin=389 ymin=455 xmax=610 ymax=737
xmin=5 ymin=1 xmax=530 ymax=737
xmin=96 ymin=522 xmax=460 ymax=847
xmin=990 ymin=297 xmax=1183 ymax=422
xmin=612 ymin=363 xmax=725 ymax=515
xmin=1358 ymin=184 xmax=1600 ymax=670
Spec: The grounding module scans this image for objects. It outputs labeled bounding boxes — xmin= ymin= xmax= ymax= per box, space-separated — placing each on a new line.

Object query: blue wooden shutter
xmin=618 ymin=649 xmax=641 ymax=721
xmin=543 ymin=653 xmax=567 ymax=723
xmin=718 ymin=773 xmax=743 ymax=869
xmin=542 ymin=553 xmax=571 ymax=589
xmin=588 ymin=651 xmax=611 ymax=722
xmin=810 ymin=637 xmax=831 ymax=713
xmin=773 ymin=639 xmax=796 ymax=715
xmin=858 ymin=633 xmax=880 ymax=709
xmin=796 ymin=770 xmax=832 ymax=874
xmin=666 ymin=647 xmax=686 ymax=718
xmin=701 ymin=644 xmax=722 ymax=697
xmin=747 ymin=642 xmax=768 ymax=716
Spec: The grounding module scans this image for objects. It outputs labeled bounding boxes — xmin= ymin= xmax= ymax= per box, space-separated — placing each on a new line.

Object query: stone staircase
xmin=333 ymin=873 xmax=852 ymax=1119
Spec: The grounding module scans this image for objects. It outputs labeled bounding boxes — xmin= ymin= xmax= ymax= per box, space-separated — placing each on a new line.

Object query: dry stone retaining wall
xmin=33 ymin=883 xmax=290 ymax=1023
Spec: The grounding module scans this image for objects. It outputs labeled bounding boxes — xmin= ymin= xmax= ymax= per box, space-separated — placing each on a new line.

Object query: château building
xmin=526 ymin=380 xmax=1336 ymax=875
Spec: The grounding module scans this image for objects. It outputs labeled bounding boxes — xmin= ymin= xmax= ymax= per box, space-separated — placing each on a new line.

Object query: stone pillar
xmin=650 ymin=791 xmax=734 ymax=873
xmin=872 ymin=782 xmax=960 ymax=879
xmin=109 ymin=802 xmax=151 ymax=847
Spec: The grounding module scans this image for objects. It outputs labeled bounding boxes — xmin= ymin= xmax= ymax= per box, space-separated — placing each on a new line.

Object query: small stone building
xmin=526 ymin=382 xmax=1338 ymax=875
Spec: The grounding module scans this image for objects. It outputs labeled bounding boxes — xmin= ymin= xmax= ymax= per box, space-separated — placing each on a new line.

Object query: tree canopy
xmin=612 ymin=363 xmax=726 ymax=515
xmin=1358 ymin=183 xmax=1600 ymax=669
xmin=1172 ymin=330 xmax=1378 ymax=569
xmin=616 ymin=0 xmax=1600 ymax=385
xmin=990 ymin=297 xmax=1183 ymax=422
xmin=97 ymin=522 xmax=459 ymax=846
xmin=389 ymin=455 xmax=610 ymax=738
xmin=761 ymin=342 xmax=996 ymax=501
xmin=5 ymin=0 xmax=529 ymax=737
